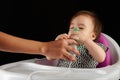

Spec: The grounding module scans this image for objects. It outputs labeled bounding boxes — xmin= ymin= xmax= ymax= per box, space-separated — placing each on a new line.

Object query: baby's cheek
xmin=68 ymin=31 xmax=72 ymax=35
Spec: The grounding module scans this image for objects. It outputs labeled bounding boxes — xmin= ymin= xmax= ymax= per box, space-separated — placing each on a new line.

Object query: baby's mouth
xmin=69 ymin=34 xmax=78 ymax=39
xmin=70 ymin=34 xmax=78 ymax=37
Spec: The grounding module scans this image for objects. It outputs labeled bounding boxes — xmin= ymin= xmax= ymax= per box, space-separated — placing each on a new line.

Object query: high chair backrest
xmin=97 ymin=33 xmax=112 ymax=68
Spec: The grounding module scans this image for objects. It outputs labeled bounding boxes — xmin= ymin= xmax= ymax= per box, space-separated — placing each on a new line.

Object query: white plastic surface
xmin=0 ymin=33 xmax=120 ymax=80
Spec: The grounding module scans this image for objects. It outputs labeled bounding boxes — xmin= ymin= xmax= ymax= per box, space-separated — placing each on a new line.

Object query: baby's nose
xmin=72 ymin=27 xmax=80 ymax=32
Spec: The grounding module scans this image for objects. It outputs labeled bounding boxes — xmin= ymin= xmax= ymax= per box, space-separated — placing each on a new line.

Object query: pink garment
xmin=97 ymin=33 xmax=112 ymax=68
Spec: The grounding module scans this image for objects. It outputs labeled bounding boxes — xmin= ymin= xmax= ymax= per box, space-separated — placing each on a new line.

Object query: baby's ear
xmin=91 ymin=32 xmax=96 ymax=40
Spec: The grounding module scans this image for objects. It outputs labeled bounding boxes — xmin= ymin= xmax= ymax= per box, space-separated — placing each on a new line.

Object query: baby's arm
xmin=83 ymin=39 xmax=106 ymax=63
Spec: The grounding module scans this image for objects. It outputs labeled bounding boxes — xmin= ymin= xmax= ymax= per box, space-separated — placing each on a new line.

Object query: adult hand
xmin=42 ymin=39 xmax=79 ymax=62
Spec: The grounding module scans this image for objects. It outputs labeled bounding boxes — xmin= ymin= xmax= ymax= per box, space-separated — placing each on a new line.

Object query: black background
xmin=0 ymin=0 xmax=120 ymax=65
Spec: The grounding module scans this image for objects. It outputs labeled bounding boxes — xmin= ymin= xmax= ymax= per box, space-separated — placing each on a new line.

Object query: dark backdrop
xmin=0 ymin=0 xmax=120 ymax=65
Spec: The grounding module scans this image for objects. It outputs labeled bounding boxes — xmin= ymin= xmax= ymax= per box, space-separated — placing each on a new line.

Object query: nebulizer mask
xmin=68 ymin=27 xmax=80 ymax=68
xmin=73 ymin=27 xmax=80 ymax=32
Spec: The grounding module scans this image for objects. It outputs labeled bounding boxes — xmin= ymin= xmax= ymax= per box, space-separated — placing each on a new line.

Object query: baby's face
xmin=68 ymin=15 xmax=96 ymax=40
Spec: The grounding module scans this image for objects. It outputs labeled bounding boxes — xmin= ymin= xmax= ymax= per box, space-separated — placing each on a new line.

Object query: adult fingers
xmin=63 ymin=51 xmax=77 ymax=62
xmin=66 ymin=44 xmax=80 ymax=56
xmin=66 ymin=39 xmax=79 ymax=46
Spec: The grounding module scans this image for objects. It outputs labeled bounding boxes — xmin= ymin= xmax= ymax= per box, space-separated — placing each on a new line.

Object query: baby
xmin=55 ymin=10 xmax=107 ymax=68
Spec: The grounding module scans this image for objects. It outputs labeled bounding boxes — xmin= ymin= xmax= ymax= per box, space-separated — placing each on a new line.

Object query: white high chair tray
xmin=0 ymin=58 xmax=119 ymax=80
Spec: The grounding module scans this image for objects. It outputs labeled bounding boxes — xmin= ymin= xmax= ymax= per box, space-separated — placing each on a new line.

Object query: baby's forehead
xmin=71 ymin=15 xmax=94 ymax=23
xmin=73 ymin=14 xmax=93 ymax=19
xmin=71 ymin=16 xmax=94 ymax=26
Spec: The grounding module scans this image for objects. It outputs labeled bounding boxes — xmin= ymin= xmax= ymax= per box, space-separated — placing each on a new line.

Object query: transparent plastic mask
xmin=68 ymin=27 xmax=81 ymax=68
xmin=70 ymin=27 xmax=80 ymax=43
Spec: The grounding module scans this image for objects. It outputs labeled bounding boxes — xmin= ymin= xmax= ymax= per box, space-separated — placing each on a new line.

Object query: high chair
xmin=0 ymin=33 xmax=120 ymax=80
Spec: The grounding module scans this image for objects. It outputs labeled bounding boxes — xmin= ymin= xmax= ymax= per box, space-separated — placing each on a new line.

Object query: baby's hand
xmin=69 ymin=32 xmax=88 ymax=44
xmin=55 ymin=33 xmax=69 ymax=40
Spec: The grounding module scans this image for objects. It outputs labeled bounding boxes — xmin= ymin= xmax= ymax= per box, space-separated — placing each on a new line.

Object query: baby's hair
xmin=70 ymin=10 xmax=103 ymax=41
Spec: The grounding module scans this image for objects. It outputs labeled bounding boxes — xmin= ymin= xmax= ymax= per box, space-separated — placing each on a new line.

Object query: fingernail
xmin=72 ymin=58 xmax=76 ymax=62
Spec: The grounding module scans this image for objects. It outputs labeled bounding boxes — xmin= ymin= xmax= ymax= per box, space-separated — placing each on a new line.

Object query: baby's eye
xmin=70 ymin=27 xmax=74 ymax=29
xmin=79 ymin=27 xmax=83 ymax=29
